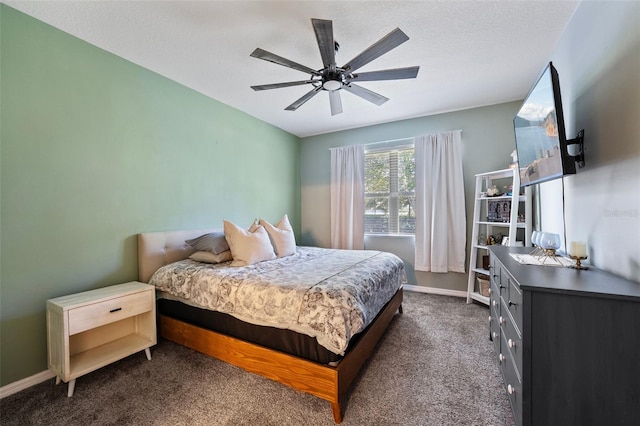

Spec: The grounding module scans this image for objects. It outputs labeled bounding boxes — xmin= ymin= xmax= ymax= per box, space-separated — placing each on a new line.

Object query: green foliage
xmin=364 ymin=148 xmax=415 ymax=234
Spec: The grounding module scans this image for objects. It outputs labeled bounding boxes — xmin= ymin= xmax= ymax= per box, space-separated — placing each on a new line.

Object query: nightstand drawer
xmin=68 ymin=291 xmax=153 ymax=335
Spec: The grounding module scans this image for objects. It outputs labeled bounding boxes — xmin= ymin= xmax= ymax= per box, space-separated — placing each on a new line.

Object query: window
xmin=364 ymin=147 xmax=415 ymax=235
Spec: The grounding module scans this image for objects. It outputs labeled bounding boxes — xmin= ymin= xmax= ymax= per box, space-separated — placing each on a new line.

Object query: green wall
xmin=299 ymin=102 xmax=522 ymax=292
xmin=0 ymin=5 xmax=300 ymax=386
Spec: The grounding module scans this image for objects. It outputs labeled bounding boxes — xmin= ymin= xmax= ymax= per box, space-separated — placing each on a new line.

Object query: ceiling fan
xmin=249 ymin=18 xmax=420 ymax=116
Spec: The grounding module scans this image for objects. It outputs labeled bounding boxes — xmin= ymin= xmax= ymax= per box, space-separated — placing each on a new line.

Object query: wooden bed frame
xmin=138 ymin=229 xmax=403 ymax=423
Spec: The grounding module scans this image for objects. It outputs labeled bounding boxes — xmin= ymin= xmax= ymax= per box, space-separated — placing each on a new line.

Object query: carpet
xmin=1 ymin=291 xmax=514 ymax=425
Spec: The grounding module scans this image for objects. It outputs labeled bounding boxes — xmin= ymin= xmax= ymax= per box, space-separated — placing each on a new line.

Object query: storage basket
xmin=477 ymin=275 xmax=490 ymax=297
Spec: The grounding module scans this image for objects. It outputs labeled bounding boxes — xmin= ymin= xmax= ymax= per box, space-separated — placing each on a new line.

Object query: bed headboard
xmin=137 ymin=228 xmax=220 ymax=283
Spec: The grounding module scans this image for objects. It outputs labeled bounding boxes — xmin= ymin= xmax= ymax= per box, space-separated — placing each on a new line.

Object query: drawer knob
xmin=508 ymin=384 xmax=515 ymax=395
xmin=508 ymin=339 xmax=516 ymax=348
xmin=492 ymin=332 xmax=498 ymax=340
xmin=508 ymin=300 xmax=516 ymax=307
xmin=498 ymin=353 xmax=506 ymax=363
xmin=499 ymin=316 xmax=505 ymax=325
xmin=492 ymin=300 xmax=498 ymax=307
xmin=109 ymin=307 xmax=122 ymax=313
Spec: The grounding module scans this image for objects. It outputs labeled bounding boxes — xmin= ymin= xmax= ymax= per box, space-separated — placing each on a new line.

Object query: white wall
xmin=539 ymin=0 xmax=640 ymax=281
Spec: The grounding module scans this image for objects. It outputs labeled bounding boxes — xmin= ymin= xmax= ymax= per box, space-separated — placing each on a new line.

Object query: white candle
xmin=571 ymin=241 xmax=587 ymax=258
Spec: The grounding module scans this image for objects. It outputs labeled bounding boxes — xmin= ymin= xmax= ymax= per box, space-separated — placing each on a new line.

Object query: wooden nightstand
xmin=46 ymin=282 xmax=157 ymax=397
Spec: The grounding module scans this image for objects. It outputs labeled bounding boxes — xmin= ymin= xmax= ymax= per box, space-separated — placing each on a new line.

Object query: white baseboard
xmin=0 ymin=369 xmax=55 ymax=399
xmin=1 ymin=286 xmax=463 ymax=399
xmin=403 ymin=284 xmax=467 ymax=298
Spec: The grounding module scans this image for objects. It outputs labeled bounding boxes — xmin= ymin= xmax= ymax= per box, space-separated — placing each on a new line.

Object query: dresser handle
xmin=508 ymin=339 xmax=515 ymax=348
xmin=109 ymin=307 xmax=122 ymax=313
xmin=508 ymin=384 xmax=515 ymax=395
xmin=508 ymin=300 xmax=516 ymax=307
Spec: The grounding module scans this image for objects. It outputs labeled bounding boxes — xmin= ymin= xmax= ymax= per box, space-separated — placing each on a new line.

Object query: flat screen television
xmin=513 ymin=62 xmax=583 ymax=187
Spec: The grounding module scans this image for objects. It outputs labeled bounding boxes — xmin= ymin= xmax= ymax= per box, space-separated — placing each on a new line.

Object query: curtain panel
xmin=330 ymin=145 xmax=365 ymax=250
xmin=414 ymin=130 xmax=466 ymax=272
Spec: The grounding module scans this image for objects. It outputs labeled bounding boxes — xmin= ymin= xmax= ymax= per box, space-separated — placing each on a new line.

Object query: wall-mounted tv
xmin=514 ymin=62 xmax=583 ymax=187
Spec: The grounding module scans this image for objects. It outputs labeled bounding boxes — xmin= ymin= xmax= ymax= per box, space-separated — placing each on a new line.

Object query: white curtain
xmin=414 ymin=130 xmax=466 ymax=272
xmin=330 ymin=145 xmax=365 ymax=250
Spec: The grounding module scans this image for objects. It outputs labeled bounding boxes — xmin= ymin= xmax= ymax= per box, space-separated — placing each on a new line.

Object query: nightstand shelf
xmin=47 ymin=282 xmax=156 ymax=397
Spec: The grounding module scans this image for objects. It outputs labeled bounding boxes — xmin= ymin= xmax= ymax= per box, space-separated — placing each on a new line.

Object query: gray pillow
xmin=185 ymin=232 xmax=229 ymax=254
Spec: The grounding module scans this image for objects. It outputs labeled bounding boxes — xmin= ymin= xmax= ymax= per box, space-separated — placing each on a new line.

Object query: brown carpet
xmin=1 ymin=291 xmax=514 ymax=425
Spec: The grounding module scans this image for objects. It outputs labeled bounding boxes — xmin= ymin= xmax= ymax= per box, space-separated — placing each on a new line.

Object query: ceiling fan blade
xmin=251 ymin=80 xmax=314 ymax=91
xmin=343 ymin=83 xmax=389 ymax=106
xmin=342 ymin=28 xmax=410 ymax=73
xmin=250 ymin=48 xmax=319 ymax=75
xmin=348 ymin=66 xmax=419 ymax=82
xmin=329 ymin=90 xmax=343 ymax=116
xmin=312 ymin=18 xmax=336 ymax=68
xmin=285 ymin=87 xmax=322 ymax=111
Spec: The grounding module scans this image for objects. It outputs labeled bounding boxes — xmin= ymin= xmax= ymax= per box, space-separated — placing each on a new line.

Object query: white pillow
xmin=189 ymin=250 xmax=233 ymax=264
xmin=223 ymin=220 xmax=276 ymax=267
xmin=260 ymin=214 xmax=296 ymax=258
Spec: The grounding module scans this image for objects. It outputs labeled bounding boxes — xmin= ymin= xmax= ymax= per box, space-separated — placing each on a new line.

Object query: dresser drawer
xmin=490 ymin=278 xmax=501 ymax=318
xmin=500 ymin=332 xmax=523 ymax=426
xmin=68 ymin=291 xmax=153 ymax=335
xmin=506 ymin=275 xmax=523 ymax=331
xmin=501 ymin=301 xmax=523 ymax=377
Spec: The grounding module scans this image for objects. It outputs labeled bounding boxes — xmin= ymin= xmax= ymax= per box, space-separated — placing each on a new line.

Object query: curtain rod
xmin=364 ymin=137 xmax=414 ymax=148
xmin=329 ymin=129 xmax=463 ymax=152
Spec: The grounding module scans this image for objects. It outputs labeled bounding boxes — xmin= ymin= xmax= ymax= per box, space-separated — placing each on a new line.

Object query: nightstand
xmin=46 ymin=282 xmax=156 ymax=397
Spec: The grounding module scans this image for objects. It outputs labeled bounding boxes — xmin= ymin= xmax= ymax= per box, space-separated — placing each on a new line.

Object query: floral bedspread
xmin=149 ymin=246 xmax=405 ymax=355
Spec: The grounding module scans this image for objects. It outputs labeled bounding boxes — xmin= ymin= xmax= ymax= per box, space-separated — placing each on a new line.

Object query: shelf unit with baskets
xmin=466 ymin=168 xmax=532 ymax=305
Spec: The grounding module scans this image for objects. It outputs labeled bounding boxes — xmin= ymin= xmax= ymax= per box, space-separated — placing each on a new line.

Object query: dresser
xmin=489 ymin=246 xmax=640 ymax=426
xmin=47 ymin=282 xmax=156 ymax=396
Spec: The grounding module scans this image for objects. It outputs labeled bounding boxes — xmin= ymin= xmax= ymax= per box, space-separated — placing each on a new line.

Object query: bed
xmin=138 ymin=228 xmax=404 ymax=423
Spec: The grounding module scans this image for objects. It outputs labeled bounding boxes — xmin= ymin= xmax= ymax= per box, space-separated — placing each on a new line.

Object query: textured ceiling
xmin=4 ymin=0 xmax=580 ymax=137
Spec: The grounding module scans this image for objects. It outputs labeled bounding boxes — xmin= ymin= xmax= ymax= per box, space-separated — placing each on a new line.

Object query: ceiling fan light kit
xmin=250 ymin=18 xmax=420 ymax=116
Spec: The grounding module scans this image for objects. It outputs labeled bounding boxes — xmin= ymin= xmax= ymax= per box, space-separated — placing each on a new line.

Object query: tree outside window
xmin=364 ymin=147 xmax=415 ymax=234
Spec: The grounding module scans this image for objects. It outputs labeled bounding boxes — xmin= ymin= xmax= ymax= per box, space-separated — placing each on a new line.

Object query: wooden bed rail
xmin=159 ymin=288 xmax=403 ymax=423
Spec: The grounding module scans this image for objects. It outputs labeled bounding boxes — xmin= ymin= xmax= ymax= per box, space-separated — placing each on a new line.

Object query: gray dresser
xmin=488 ymin=246 xmax=640 ymax=426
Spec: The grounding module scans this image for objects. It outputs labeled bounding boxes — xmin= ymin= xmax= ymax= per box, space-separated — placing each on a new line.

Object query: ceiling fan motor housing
xmin=321 ymin=68 xmax=344 ymax=91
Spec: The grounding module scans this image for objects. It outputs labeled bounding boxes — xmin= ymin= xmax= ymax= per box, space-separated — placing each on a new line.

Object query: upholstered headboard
xmin=137 ymin=228 xmax=220 ymax=283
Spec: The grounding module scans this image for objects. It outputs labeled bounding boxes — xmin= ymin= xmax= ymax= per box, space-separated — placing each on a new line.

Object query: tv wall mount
xmin=567 ymin=129 xmax=585 ymax=168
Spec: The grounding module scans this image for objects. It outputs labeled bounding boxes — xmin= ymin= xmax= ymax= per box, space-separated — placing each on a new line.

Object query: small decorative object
xmin=486 ymin=185 xmax=500 ymax=197
xmin=488 ymin=201 xmax=511 ymax=222
xmin=569 ymin=241 xmax=589 ymax=270
xmin=536 ymin=232 xmax=562 ymax=264
xmin=530 ymin=231 xmax=543 ymax=256
xmin=477 ymin=274 xmax=490 ymax=297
